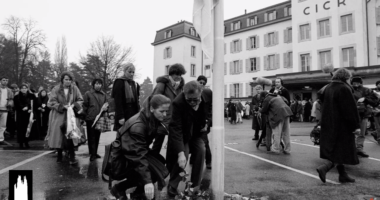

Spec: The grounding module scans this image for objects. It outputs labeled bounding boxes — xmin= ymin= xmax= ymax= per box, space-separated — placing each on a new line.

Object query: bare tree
xmin=53 ymin=36 xmax=68 ymax=78
xmin=81 ymin=35 xmax=135 ymax=91
xmin=2 ymin=16 xmax=46 ymax=84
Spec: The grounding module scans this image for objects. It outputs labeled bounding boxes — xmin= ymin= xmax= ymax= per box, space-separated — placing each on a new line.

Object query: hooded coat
xmin=320 ymin=81 xmax=360 ymax=165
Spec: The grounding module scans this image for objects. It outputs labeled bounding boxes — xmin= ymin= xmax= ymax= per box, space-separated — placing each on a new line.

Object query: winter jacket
xmin=352 ymin=85 xmax=378 ymax=118
xmin=260 ymin=94 xmax=293 ymax=129
xmin=0 ymin=87 xmax=14 ymax=111
xmin=82 ymin=89 xmax=109 ymax=121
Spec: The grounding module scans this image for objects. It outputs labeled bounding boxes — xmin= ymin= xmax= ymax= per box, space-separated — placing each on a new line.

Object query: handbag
xmin=102 ymin=121 xmax=140 ymax=189
xmin=95 ymin=113 xmax=112 ymax=132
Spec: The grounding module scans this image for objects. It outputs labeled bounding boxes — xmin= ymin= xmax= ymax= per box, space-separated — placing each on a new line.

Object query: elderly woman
xmin=14 ymin=83 xmax=36 ymax=149
xmin=316 ymin=68 xmax=360 ymax=183
xmin=111 ymin=63 xmax=140 ymax=131
xmin=110 ymin=94 xmax=170 ymax=200
xmin=47 ymin=72 xmax=83 ymax=164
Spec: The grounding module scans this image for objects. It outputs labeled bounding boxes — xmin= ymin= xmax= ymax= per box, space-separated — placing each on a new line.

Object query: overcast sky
xmin=0 ymin=0 xmax=286 ymax=83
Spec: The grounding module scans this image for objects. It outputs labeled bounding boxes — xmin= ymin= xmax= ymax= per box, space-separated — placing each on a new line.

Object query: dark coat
xmin=111 ymin=78 xmax=140 ymax=131
xmin=228 ymin=103 xmax=237 ymax=121
xmin=167 ymin=93 xmax=207 ymax=168
xmin=82 ymin=89 xmax=109 ymax=121
xmin=14 ymin=92 xmax=36 ymax=143
xmin=251 ymin=94 xmax=261 ymax=130
xmin=201 ymin=88 xmax=213 ymax=132
xmin=270 ymin=86 xmax=290 ymax=106
xmin=35 ymin=93 xmax=50 ymax=138
xmin=260 ymin=94 xmax=293 ymax=129
xmin=117 ymin=111 xmax=169 ymax=190
xmin=152 ymin=75 xmax=185 ymax=133
xmin=303 ymin=102 xmax=312 ymax=118
xmin=320 ymin=81 xmax=360 ymax=165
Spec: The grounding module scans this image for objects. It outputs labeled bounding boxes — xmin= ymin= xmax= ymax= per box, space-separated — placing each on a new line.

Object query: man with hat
xmin=351 ymin=77 xmax=378 ymax=157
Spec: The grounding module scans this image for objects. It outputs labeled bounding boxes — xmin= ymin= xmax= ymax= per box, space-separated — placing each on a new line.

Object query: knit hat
xmin=350 ymin=77 xmax=363 ymax=85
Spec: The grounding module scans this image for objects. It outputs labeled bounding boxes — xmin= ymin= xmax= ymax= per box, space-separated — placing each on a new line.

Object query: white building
xmin=152 ymin=0 xmax=380 ymax=101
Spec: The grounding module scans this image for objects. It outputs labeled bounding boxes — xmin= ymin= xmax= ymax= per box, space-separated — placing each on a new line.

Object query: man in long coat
xmin=316 ymin=68 xmax=360 ymax=183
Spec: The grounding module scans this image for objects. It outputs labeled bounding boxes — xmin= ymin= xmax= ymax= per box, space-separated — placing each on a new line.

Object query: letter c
xmin=304 ymin=7 xmax=310 ymax=15
xmin=323 ymin=1 xmax=330 ymax=10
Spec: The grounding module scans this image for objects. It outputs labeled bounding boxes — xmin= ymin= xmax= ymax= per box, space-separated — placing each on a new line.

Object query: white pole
xmin=211 ymin=0 xmax=224 ymax=199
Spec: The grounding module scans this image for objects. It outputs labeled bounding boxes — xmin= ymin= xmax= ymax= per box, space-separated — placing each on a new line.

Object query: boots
xmin=316 ymin=161 xmax=335 ymax=183
xmin=337 ymin=164 xmax=355 ymax=183
xmin=69 ymin=150 xmax=78 ymax=165
xmin=57 ymin=149 xmax=63 ymax=163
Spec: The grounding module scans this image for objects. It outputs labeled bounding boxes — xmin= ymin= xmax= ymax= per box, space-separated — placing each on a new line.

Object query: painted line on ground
xmin=224 ymin=146 xmax=340 ymax=185
xmin=291 ymin=142 xmax=380 ymax=162
xmin=0 ymin=151 xmax=54 ymax=175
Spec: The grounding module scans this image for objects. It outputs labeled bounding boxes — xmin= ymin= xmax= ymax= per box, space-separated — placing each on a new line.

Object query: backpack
xmin=310 ymin=125 xmax=321 ymax=145
xmin=101 ymin=121 xmax=140 ymax=189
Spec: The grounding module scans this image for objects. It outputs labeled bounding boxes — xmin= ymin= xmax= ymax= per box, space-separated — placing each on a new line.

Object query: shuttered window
xmin=165 ymin=65 xmax=170 ymax=75
xmin=247 ymin=35 xmax=259 ymax=50
xmin=284 ymin=52 xmax=293 ymax=68
xmin=341 ymin=14 xmax=354 ymax=33
xmin=205 ymin=65 xmax=211 ymax=77
xmin=164 ymin=47 xmax=172 ymax=59
xmin=342 ymin=47 xmax=355 ymax=67
xmin=190 ymin=64 xmax=196 ymax=77
xmin=246 ymin=57 xmax=260 ymax=72
xmin=284 ymin=28 xmax=292 ymax=43
xmin=319 ymin=50 xmax=332 ymax=69
xmin=247 ymin=16 xmax=258 ymax=27
xmin=232 ymin=21 xmax=241 ymax=31
xmin=191 ymin=46 xmax=196 ymax=57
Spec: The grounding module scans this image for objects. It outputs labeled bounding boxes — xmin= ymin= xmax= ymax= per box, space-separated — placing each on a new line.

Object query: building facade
xmin=152 ymin=0 xmax=380 ymax=101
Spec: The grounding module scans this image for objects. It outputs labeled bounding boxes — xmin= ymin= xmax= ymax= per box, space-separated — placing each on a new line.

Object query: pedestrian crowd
xmin=1 ymin=63 xmax=380 ymax=199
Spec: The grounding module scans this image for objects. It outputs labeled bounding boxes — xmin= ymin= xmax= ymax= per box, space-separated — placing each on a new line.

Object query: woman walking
xmin=110 ymin=94 xmax=170 ymax=200
xmin=14 ymin=83 xmax=36 ymax=149
xmin=316 ymin=68 xmax=360 ymax=183
xmin=111 ymin=63 xmax=140 ymax=131
xmin=47 ymin=72 xmax=84 ymax=164
xmin=36 ymin=89 xmax=50 ymax=140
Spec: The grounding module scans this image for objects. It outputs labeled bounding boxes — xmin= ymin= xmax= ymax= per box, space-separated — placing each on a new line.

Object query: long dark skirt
xmin=16 ymin=112 xmax=30 ymax=144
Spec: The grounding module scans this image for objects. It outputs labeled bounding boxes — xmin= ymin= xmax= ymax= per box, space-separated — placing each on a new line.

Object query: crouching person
xmin=166 ymin=81 xmax=207 ymax=197
xmin=260 ymin=91 xmax=293 ymax=154
xmin=110 ymin=94 xmax=171 ymax=200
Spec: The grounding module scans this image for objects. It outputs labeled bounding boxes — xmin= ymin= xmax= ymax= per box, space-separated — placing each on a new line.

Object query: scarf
xmin=124 ymin=78 xmax=136 ymax=103
xmin=169 ymin=76 xmax=180 ymax=90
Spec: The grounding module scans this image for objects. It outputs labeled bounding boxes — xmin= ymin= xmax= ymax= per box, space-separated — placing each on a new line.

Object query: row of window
xmin=230 ymin=6 xmax=292 ymax=32
xmin=224 ymin=83 xmax=259 ymax=98
xmin=164 ymin=64 xmax=212 ymax=78
xmin=163 ymin=27 xmax=199 ymax=40
xmin=164 ymin=45 xmax=197 ymax=59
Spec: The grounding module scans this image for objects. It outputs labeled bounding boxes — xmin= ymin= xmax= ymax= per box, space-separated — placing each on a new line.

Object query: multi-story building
xmin=152 ymin=0 xmax=380 ymax=101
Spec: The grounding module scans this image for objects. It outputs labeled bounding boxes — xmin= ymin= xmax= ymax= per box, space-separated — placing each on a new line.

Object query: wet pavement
xmin=0 ymin=120 xmax=379 ymax=199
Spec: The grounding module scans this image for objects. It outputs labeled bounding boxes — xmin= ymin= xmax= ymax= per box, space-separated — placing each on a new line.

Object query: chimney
xmin=245 ymin=9 xmax=247 ymax=14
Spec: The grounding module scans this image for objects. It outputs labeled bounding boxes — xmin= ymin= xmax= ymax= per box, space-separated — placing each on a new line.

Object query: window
xmin=377 ymin=37 xmax=380 ymax=56
xmin=265 ymin=32 xmax=278 ymax=47
xmin=284 ymin=52 xmax=293 ymax=68
xmin=231 ymin=21 xmax=241 ymax=31
xmin=205 ymin=65 xmax=211 ymax=77
xmin=300 ymin=24 xmax=311 ymax=41
xmin=284 ymin=27 xmax=292 ymax=43
xmin=376 ymin=7 xmax=380 ymax=25
xmin=247 ymin=16 xmax=258 ymax=27
xmin=300 ymin=54 xmax=311 ymax=72
xmin=268 ymin=55 xmax=275 ymax=70
xmin=189 ymin=27 xmax=196 ymax=36
xmin=191 ymin=46 xmax=196 ymax=57
xmin=265 ymin=10 xmax=277 ymax=22
xmin=246 ymin=57 xmax=260 ymax=72
xmin=319 ymin=50 xmax=332 ymax=69
xmin=247 ymin=35 xmax=259 ymax=50
xmin=230 ymin=39 xmax=242 ymax=53
xmin=284 ymin=7 xmax=292 ymax=17
xmin=190 ymin=64 xmax=196 ymax=77
xmin=318 ymin=19 xmax=331 ymax=38
xmin=341 ymin=14 xmax=354 ymax=34
xmin=164 ymin=30 xmax=172 ymax=39
xmin=229 ymin=60 xmax=242 ymax=74
xmin=165 ymin=65 xmax=170 ymax=75
xmin=233 ymin=84 xmax=241 ymax=97
xmin=164 ymin=47 xmax=172 ymax=59
xmin=342 ymin=47 xmax=355 ymax=67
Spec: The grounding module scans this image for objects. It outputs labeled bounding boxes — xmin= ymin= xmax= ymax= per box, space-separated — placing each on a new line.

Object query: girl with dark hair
xmin=46 ymin=71 xmax=84 ymax=164
xmin=110 ymin=94 xmax=170 ymax=200
xmin=14 ymin=84 xmax=36 ymax=148
xmin=36 ymin=89 xmax=50 ymax=139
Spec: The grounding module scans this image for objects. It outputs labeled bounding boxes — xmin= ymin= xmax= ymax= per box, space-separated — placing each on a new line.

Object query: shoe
xmin=260 ymin=143 xmax=266 ymax=146
xmin=256 ymin=142 xmax=260 ymax=149
xmin=19 ymin=143 xmax=24 ymax=149
xmin=57 ymin=153 xmax=63 ymax=163
xmin=206 ymin=163 xmax=212 ymax=169
xmin=25 ymin=143 xmax=30 ymax=149
xmin=167 ymin=185 xmax=178 ymax=198
xmin=357 ymin=151 xmax=369 ymax=158
xmin=337 ymin=165 xmax=355 ymax=183
xmin=371 ymin=132 xmax=378 ymax=141
xmin=110 ymin=185 xmax=128 ymax=200
xmin=96 ymin=154 xmax=101 ymax=158
xmin=90 ymin=155 xmax=96 ymax=161
xmin=316 ymin=161 xmax=335 ymax=183
xmin=252 ymin=137 xmax=259 ymax=140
